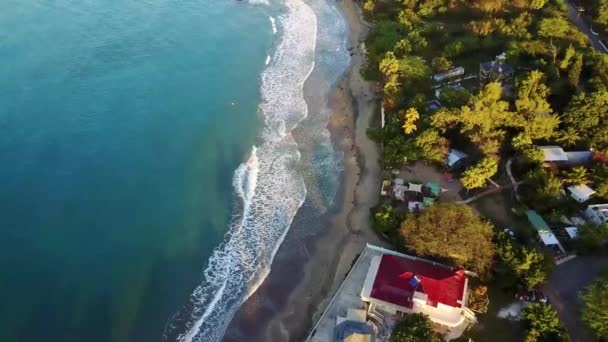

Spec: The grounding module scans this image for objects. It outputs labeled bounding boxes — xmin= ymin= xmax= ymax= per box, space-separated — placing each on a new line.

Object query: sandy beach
xmin=224 ymin=1 xmax=387 ymax=341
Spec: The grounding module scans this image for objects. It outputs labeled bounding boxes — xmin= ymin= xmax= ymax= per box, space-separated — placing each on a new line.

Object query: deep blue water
xmin=0 ymin=1 xmax=271 ymax=341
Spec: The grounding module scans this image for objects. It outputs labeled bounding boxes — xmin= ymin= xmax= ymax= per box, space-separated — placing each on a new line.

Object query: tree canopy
xmin=400 ymin=203 xmax=495 ymax=274
xmin=580 ymin=276 xmax=608 ymax=339
xmin=461 ymin=158 xmax=498 ymax=190
xmin=390 ymin=313 xmax=440 ymax=342
xmin=522 ymin=303 xmax=569 ymax=342
xmin=496 ymin=232 xmax=553 ymax=288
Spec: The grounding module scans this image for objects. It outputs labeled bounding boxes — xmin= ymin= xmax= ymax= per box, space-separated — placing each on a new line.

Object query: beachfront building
xmin=585 ymin=204 xmax=608 ymax=226
xmin=568 ymin=184 xmax=596 ymax=203
xmin=306 ymin=245 xmax=475 ymax=342
xmin=360 ymin=249 xmax=476 ymax=331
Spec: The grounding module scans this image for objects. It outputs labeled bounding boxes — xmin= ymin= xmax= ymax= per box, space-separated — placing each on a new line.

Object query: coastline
xmin=224 ymin=0 xmax=388 ymax=341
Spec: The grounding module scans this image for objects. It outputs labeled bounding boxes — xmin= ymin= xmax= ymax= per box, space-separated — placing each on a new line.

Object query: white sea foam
xmin=269 ymin=16 xmax=277 ymax=34
xmin=175 ymin=1 xmax=317 ymax=341
xmin=248 ymin=0 xmax=270 ymax=5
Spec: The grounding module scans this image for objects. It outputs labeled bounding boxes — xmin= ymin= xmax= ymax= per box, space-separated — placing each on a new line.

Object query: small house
xmin=526 ymin=210 xmax=563 ymax=251
xmin=585 ymin=204 xmax=608 ymax=225
xmin=537 ymin=145 xmax=593 ymax=166
xmin=433 ymin=67 xmax=465 ymax=83
xmin=480 ymin=53 xmax=514 ymax=83
xmin=565 ymin=227 xmax=578 ymax=240
xmin=538 ymin=146 xmax=568 ymax=162
xmin=447 ymin=149 xmax=468 ymax=168
xmin=568 ymin=184 xmax=596 ymax=203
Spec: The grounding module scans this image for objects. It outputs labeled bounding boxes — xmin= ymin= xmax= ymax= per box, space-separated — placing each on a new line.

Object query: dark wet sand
xmin=223 ymin=1 xmax=388 ymax=341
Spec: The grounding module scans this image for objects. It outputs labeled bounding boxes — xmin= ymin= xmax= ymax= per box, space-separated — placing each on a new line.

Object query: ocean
xmin=0 ymin=0 xmax=348 ymax=341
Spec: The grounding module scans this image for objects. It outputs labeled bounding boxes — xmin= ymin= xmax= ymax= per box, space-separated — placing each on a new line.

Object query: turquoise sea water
xmin=0 ymin=1 xmax=271 ymax=341
xmin=0 ymin=0 xmax=349 ymax=341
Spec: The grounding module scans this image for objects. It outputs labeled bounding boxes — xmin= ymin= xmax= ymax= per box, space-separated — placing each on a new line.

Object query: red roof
xmin=370 ymin=254 xmax=466 ymax=308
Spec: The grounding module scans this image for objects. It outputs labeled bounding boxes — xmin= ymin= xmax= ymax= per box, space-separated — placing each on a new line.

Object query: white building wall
xmin=585 ymin=204 xmax=608 ymax=225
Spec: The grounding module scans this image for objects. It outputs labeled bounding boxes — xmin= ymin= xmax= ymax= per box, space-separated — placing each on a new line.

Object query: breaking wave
xmin=173 ymin=1 xmax=317 ymax=341
xmin=248 ymin=0 xmax=270 ymax=5
xmin=269 ymin=16 xmax=277 ymax=34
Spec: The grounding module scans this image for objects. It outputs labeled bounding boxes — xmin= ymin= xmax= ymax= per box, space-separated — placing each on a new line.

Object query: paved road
xmin=543 ymin=256 xmax=608 ymax=341
xmin=566 ymin=1 xmax=607 ymax=52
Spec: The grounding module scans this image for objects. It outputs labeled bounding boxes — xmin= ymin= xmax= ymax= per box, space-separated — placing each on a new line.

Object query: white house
xmin=585 ymin=204 xmax=608 ymax=226
xmin=568 ymin=184 xmax=596 ymax=203
xmin=360 ymin=249 xmax=475 ymax=329
xmin=537 ymin=146 xmax=592 ymax=166
xmin=538 ymin=146 xmax=568 ymax=162
xmin=447 ymin=149 xmax=468 ymax=168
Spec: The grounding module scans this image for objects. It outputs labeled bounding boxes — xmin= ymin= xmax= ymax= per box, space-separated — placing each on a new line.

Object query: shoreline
xmin=224 ymin=1 xmax=387 ymax=340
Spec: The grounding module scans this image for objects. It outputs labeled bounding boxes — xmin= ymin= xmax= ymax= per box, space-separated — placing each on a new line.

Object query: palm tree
xmin=402 ymin=108 xmax=419 ymax=135
xmin=556 ymin=127 xmax=580 ymax=147
xmin=562 ymin=166 xmax=589 ymax=185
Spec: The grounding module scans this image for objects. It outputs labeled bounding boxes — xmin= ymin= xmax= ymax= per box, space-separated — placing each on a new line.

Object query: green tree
xmin=402 ymin=108 xmax=420 ymax=135
xmin=406 ymin=30 xmax=428 ymax=53
xmin=461 ymin=158 xmax=498 ymax=190
xmin=568 ymin=53 xmax=583 ymax=88
xmin=529 ymin=0 xmax=547 ymax=10
xmin=556 ymin=127 xmax=581 ymax=147
xmin=460 ymin=82 xmax=514 ymax=135
xmin=575 ymin=224 xmax=608 ymax=255
xmin=538 ymin=17 xmax=572 ymax=64
xmin=443 ymin=41 xmax=465 ymax=58
xmin=383 ymin=75 xmax=400 ymax=109
xmin=431 ymin=56 xmax=453 ymax=72
xmin=559 ymin=45 xmax=576 ymax=70
xmin=438 ymin=87 xmax=471 ymax=108
xmin=390 ymin=313 xmax=440 ymax=342
xmin=495 ymin=233 xmax=552 ymax=288
xmin=522 ymin=303 xmax=569 ymax=342
xmin=522 ymin=168 xmax=563 ymax=212
xmin=595 ymin=0 xmax=608 ymax=25
xmin=414 ymin=129 xmax=449 ymax=164
xmin=430 ymin=108 xmax=459 ymax=132
xmin=592 ymin=165 xmax=608 ymax=199
xmin=563 ymin=91 xmax=608 ymax=149
xmin=516 ymin=247 xmax=553 ymax=288
xmin=379 ymin=51 xmax=400 ymax=78
xmin=399 ymin=56 xmax=432 ymax=82
xmin=394 ymin=39 xmax=412 ymax=57
xmin=562 ymin=166 xmax=589 ymax=186
xmin=398 ymin=9 xmax=421 ymax=30
xmin=399 ymin=203 xmax=495 ymax=274
xmin=500 ymin=12 xmax=533 ymax=39
xmin=373 ymin=204 xmax=399 ymax=234
xmin=515 ymin=71 xmax=560 ymax=140
xmin=363 ymin=0 xmax=375 ymax=14
xmin=469 ymin=0 xmax=506 ymax=13
xmin=580 ymin=276 xmax=608 ymax=339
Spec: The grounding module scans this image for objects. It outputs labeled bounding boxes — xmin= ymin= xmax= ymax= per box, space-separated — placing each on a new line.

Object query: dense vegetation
xmin=579 ymin=274 xmax=608 ymax=339
xmin=522 ymin=303 xmax=569 ymax=341
xmin=579 ymin=0 xmax=608 ymax=35
xmin=400 ymin=203 xmax=495 ymax=274
xmin=495 ymin=231 xmax=553 ymax=288
xmin=389 ymin=313 xmax=441 ymax=342
xmin=363 ymin=0 xmax=608 ymax=204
